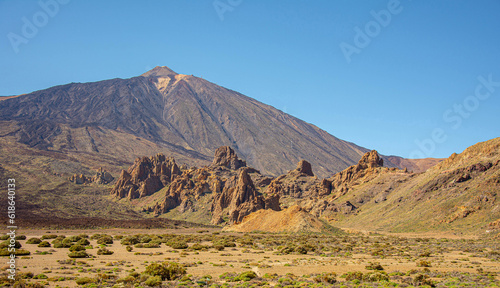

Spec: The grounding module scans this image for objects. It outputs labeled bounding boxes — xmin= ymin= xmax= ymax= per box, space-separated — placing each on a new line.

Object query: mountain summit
xmin=141 ymin=66 xmax=178 ymax=78
xmin=0 ymin=66 xmax=387 ymax=177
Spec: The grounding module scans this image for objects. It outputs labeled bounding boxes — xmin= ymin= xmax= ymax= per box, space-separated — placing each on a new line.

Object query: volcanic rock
xmin=111 ymin=153 xmax=181 ymax=199
xmin=211 ymin=168 xmax=280 ymax=225
xmin=211 ymin=146 xmax=246 ymax=170
xmin=295 ymin=160 xmax=314 ymax=176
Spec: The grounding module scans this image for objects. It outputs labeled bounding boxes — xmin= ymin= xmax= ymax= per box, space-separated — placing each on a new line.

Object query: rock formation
xmin=111 ymin=154 xmax=181 ymax=199
xmin=69 ymin=167 xmax=114 ymax=185
xmin=328 ymin=150 xmax=389 ymax=197
xmin=211 ymin=168 xmax=280 ymax=225
xmin=266 ymin=160 xmax=328 ymax=199
xmin=211 ymin=146 xmax=246 ymax=170
xmin=295 ymin=160 xmax=314 ymax=177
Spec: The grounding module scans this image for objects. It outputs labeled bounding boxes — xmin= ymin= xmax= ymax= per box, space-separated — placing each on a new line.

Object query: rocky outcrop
xmin=295 ymin=160 xmax=314 ymax=177
xmin=265 ymin=160 xmax=327 ymax=199
xmin=93 ymin=167 xmax=114 ymax=184
xmin=328 ymin=150 xmax=389 ymax=197
xmin=211 ymin=146 xmax=246 ymax=170
xmin=211 ymin=168 xmax=280 ymax=225
xmin=358 ymin=150 xmax=383 ymax=169
xmin=69 ymin=167 xmax=114 ymax=185
xmin=111 ymin=153 xmax=181 ymax=199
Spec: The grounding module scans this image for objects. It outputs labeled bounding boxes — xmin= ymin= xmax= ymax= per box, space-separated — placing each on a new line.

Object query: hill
xmin=224 ymin=205 xmax=330 ymax=233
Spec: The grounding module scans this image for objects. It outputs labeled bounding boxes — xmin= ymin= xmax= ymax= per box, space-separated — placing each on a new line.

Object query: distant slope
xmin=329 ymin=138 xmax=500 ymax=234
xmin=385 ymin=156 xmax=442 ymax=173
xmin=0 ymin=66 xmax=370 ymax=177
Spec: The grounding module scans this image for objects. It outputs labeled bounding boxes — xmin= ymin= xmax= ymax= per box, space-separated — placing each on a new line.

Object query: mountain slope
xmin=304 ymin=138 xmax=500 ymax=234
xmin=0 ymin=66 xmax=371 ymax=177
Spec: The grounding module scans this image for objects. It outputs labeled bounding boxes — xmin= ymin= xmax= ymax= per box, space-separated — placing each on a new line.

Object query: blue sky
xmin=1 ymin=0 xmax=499 ymax=159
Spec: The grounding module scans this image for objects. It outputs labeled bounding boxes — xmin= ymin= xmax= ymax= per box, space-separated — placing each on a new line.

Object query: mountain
xmin=0 ymin=66 xmax=375 ymax=178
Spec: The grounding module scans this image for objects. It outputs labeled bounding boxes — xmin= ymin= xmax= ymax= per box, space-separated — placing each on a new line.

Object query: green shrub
xmin=97 ymin=248 xmax=114 ymax=255
xmin=67 ymin=235 xmax=82 ymax=242
xmin=96 ymin=235 xmax=113 ymax=245
xmin=295 ymin=246 xmax=307 ymax=254
xmin=34 ymin=273 xmax=48 ymax=279
xmin=143 ymin=242 xmax=160 ymax=248
xmin=121 ymin=236 xmax=140 ymax=245
xmin=416 ymin=260 xmax=432 ymax=267
xmin=37 ymin=241 xmax=51 ymax=248
xmin=413 ymin=273 xmax=434 ymax=286
xmin=313 ymin=272 xmax=336 ymax=284
xmin=344 ymin=271 xmax=363 ymax=281
xmin=126 ymin=245 xmax=133 ymax=252
xmin=144 ymin=262 xmax=186 ymax=280
xmin=213 ymin=244 xmax=224 ymax=251
xmin=26 ymin=238 xmax=42 ymax=244
xmin=234 ymin=271 xmax=257 ymax=282
xmin=75 ymin=277 xmax=95 ymax=285
xmin=365 ymin=261 xmax=384 ymax=270
xmin=364 ymin=271 xmax=389 ymax=282
xmin=144 ymin=275 xmax=162 ymax=286
xmin=52 ymin=240 xmax=71 ymax=248
xmin=76 ymin=238 xmax=90 ymax=246
xmin=280 ymin=247 xmax=294 ymax=254
xmin=0 ymin=248 xmax=30 ymax=256
xmin=69 ymin=245 xmax=86 ymax=252
xmin=0 ymin=235 xmax=9 ymax=240
xmin=167 ymin=241 xmax=188 ymax=249
xmin=41 ymin=234 xmax=58 ymax=240
xmin=0 ymin=240 xmax=21 ymax=249
xmin=191 ymin=243 xmax=206 ymax=250
xmin=68 ymin=251 xmax=89 ymax=258
xmin=15 ymin=235 xmax=26 ymax=240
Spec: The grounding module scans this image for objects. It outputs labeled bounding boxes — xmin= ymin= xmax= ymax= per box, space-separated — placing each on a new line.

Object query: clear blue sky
xmin=1 ymin=0 xmax=499 ymax=159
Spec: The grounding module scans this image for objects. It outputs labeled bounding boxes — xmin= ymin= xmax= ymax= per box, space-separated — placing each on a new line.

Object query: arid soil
xmin=1 ymin=228 xmax=499 ymax=287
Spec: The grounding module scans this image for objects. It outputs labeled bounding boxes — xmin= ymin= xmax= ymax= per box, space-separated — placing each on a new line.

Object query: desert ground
xmin=1 ymin=228 xmax=499 ymax=287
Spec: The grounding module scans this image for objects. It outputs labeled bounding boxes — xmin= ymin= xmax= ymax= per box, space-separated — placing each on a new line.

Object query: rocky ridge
xmin=113 ymin=146 xmax=279 ymax=225
xmin=111 ymin=138 xmax=500 ymax=234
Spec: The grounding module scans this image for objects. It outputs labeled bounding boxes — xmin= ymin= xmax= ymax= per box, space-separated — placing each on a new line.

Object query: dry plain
xmin=1 ymin=228 xmax=499 ymax=287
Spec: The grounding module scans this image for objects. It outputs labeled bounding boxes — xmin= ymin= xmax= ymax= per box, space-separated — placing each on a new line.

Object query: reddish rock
xmin=111 ymin=153 xmax=181 ymax=199
xmin=211 ymin=146 xmax=246 ymax=170
xmin=211 ymin=168 xmax=280 ymax=225
xmin=296 ymin=160 xmax=314 ymax=176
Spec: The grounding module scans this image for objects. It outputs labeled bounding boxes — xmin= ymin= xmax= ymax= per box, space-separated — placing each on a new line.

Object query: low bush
xmin=167 ymin=241 xmax=188 ymax=249
xmin=68 ymin=251 xmax=89 ymax=258
xmin=144 ymin=275 xmax=162 ymax=286
xmin=96 ymin=235 xmax=113 ymax=245
xmin=37 ymin=241 xmax=51 ymax=248
xmin=97 ymin=247 xmax=114 ymax=255
xmin=313 ymin=272 xmax=336 ymax=284
xmin=234 ymin=271 xmax=257 ymax=282
xmin=75 ymin=277 xmax=95 ymax=285
xmin=144 ymin=262 xmax=186 ymax=280
xmin=76 ymin=238 xmax=90 ymax=246
xmin=69 ymin=245 xmax=86 ymax=252
xmin=365 ymin=261 xmax=384 ymax=270
xmin=26 ymin=238 xmax=42 ymax=244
